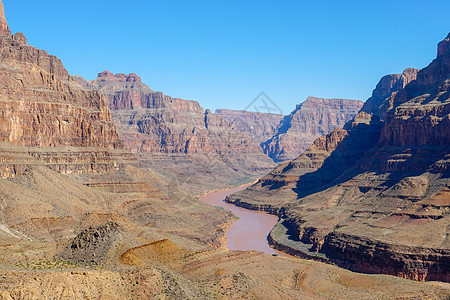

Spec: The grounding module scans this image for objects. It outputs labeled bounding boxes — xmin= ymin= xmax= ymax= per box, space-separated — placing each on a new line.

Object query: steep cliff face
xmin=74 ymin=72 xmax=276 ymax=194
xmin=0 ymin=1 xmax=233 ymax=284
xmin=214 ymin=109 xmax=284 ymax=145
xmin=379 ymin=37 xmax=450 ymax=148
xmin=227 ymin=33 xmax=450 ymax=282
xmin=262 ymin=97 xmax=363 ymax=162
xmin=0 ymin=0 xmax=9 ymax=36
xmin=0 ymin=3 xmax=135 ymax=177
xmin=361 ymin=68 xmax=419 ymax=120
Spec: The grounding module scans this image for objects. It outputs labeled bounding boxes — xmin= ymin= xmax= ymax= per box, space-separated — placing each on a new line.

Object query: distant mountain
xmin=262 ymin=97 xmax=363 ymax=162
xmin=226 ymin=33 xmax=450 ymax=282
xmin=73 ymin=71 xmax=276 ymax=194
xmin=214 ymin=109 xmax=284 ymax=145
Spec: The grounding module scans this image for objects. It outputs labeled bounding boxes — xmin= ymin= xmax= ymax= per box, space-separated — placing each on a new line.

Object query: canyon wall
xmin=73 ymin=72 xmax=276 ymax=194
xmin=0 ymin=6 xmax=139 ymax=177
xmin=360 ymin=68 xmax=419 ymax=120
xmin=262 ymin=97 xmax=363 ymax=162
xmin=0 ymin=0 xmax=232 ymax=273
xmin=227 ymin=33 xmax=450 ymax=282
xmin=214 ymin=109 xmax=284 ymax=145
xmin=0 ymin=0 xmax=9 ymax=36
xmin=0 ymin=2 xmax=448 ymax=297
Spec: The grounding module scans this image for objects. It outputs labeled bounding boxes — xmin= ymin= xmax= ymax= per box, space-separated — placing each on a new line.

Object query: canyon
xmin=73 ymin=71 xmax=277 ymax=195
xmin=262 ymin=97 xmax=363 ymax=162
xmin=0 ymin=0 xmax=448 ymax=298
xmin=214 ymin=109 xmax=284 ymax=145
xmin=72 ymin=73 xmax=365 ymax=196
xmin=227 ymin=33 xmax=450 ymax=282
xmin=214 ymin=97 xmax=363 ymax=164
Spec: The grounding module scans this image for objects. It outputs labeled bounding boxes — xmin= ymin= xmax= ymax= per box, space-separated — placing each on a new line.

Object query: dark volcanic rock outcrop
xmin=73 ymin=72 xmax=276 ymax=194
xmin=262 ymin=97 xmax=363 ymax=162
xmin=227 ymin=34 xmax=450 ymax=282
xmin=214 ymin=109 xmax=285 ymax=145
xmin=61 ymin=222 xmax=121 ymax=265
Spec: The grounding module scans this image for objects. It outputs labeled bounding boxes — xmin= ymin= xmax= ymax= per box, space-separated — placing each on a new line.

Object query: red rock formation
xmin=380 ymin=36 xmax=450 ymax=147
xmin=437 ymin=32 xmax=450 ymax=57
xmin=214 ymin=109 xmax=284 ymax=145
xmin=73 ymin=72 xmax=276 ymax=193
xmin=0 ymin=0 xmax=10 ymax=36
xmin=0 ymin=1 xmax=134 ymax=176
xmin=227 ymin=33 xmax=450 ymax=282
xmin=0 ymin=39 xmax=121 ymax=149
xmin=360 ymin=68 xmax=419 ymax=120
xmin=262 ymin=97 xmax=363 ymax=162
xmin=0 ymin=2 xmax=231 ymax=268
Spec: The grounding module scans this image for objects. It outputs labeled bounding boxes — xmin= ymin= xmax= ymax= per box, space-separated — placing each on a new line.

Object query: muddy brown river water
xmin=200 ymin=184 xmax=282 ymax=255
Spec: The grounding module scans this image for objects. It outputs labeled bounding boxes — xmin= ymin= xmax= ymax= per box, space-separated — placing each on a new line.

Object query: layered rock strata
xmin=0 ymin=2 xmax=448 ymax=297
xmin=360 ymin=68 xmax=419 ymax=120
xmin=0 ymin=0 xmax=9 ymax=36
xmin=0 ymin=0 xmax=231 ymax=262
xmin=0 ymin=11 xmax=135 ymax=176
xmin=262 ymin=97 xmax=363 ymax=162
xmin=214 ymin=109 xmax=284 ymax=145
xmin=74 ymin=72 xmax=276 ymax=194
xmin=227 ymin=34 xmax=450 ymax=282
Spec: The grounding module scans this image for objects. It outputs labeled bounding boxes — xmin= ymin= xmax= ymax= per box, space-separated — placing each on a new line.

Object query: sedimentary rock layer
xmin=0 ymin=37 xmax=121 ymax=149
xmin=0 ymin=6 xmax=140 ymax=176
xmin=262 ymin=97 xmax=363 ymax=162
xmin=0 ymin=0 xmax=9 ymax=36
xmin=214 ymin=109 xmax=284 ymax=145
xmin=73 ymin=71 xmax=276 ymax=194
xmin=227 ymin=34 xmax=450 ymax=281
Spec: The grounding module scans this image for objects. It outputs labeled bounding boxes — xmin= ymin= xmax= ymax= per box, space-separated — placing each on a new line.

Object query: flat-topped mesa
xmin=91 ymin=71 xmax=269 ymax=155
xmin=88 ymin=71 xmax=205 ymax=113
xmin=214 ymin=109 xmax=285 ymax=145
xmin=97 ymin=71 xmax=142 ymax=83
xmin=301 ymin=96 xmax=363 ymax=110
xmin=0 ymin=0 xmax=10 ymax=36
xmin=74 ymin=71 xmax=276 ymax=193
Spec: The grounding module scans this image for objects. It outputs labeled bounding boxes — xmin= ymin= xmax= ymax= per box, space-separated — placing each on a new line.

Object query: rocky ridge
xmin=73 ymin=71 xmax=277 ymax=194
xmin=361 ymin=68 xmax=419 ymax=120
xmin=262 ymin=97 xmax=363 ymax=162
xmin=0 ymin=0 xmax=9 ymax=36
xmin=226 ymin=34 xmax=450 ymax=282
xmin=0 ymin=1 xmax=448 ymax=298
xmin=0 ymin=0 xmax=233 ymax=281
xmin=214 ymin=109 xmax=285 ymax=145
xmin=0 ymin=10 xmax=136 ymax=176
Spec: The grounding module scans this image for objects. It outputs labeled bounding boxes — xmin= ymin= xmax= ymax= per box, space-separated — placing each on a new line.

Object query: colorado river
xmin=200 ymin=184 xmax=281 ymax=255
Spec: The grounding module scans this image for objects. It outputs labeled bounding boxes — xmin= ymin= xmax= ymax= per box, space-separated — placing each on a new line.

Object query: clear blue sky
xmin=3 ymin=0 xmax=449 ymax=114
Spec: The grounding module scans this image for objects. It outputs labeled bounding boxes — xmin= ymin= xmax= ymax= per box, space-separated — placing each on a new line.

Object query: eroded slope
xmin=227 ymin=34 xmax=450 ymax=281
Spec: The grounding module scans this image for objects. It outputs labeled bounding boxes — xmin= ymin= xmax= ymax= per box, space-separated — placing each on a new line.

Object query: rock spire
xmin=0 ymin=0 xmax=11 ymax=36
